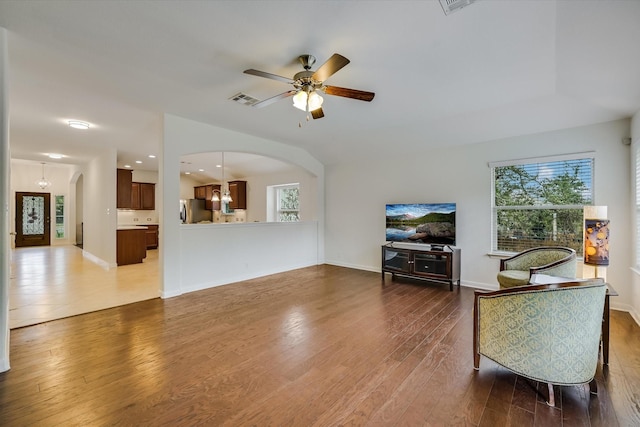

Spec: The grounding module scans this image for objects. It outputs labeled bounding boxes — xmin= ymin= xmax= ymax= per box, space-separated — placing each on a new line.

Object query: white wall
xmin=244 ymin=167 xmax=317 ymax=223
xmin=179 ymin=221 xmax=318 ymax=293
xmin=325 ymin=119 xmax=634 ymax=315
xmin=179 ymin=174 xmax=201 ymax=200
xmin=82 ymin=150 xmax=118 ymax=267
xmin=630 ymin=110 xmax=640 ymax=324
xmin=161 ymin=114 xmax=325 ymax=298
xmin=0 ymin=27 xmax=10 ymax=372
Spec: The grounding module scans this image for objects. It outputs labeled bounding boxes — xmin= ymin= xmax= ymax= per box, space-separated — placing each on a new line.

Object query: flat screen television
xmin=385 ymin=203 xmax=456 ymax=246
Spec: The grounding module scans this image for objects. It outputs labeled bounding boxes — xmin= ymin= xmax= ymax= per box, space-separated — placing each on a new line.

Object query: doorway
xmin=15 ymin=192 xmax=51 ymax=247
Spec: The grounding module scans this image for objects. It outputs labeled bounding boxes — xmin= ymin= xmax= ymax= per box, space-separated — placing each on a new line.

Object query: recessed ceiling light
xmin=68 ymin=120 xmax=90 ymax=130
xmin=48 ymin=153 xmax=64 ymax=159
xmin=185 ymin=172 xmax=191 ymax=175
xmin=148 ymin=154 xmax=156 ymax=158
xmin=124 ymin=164 xmax=131 ymax=168
xmin=135 ymin=160 xmax=142 ymax=164
xmin=198 ymin=168 xmax=205 ymax=172
xmin=216 ymin=164 xmax=222 ymax=168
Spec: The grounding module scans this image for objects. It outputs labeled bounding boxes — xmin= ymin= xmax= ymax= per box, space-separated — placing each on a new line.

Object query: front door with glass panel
xmin=15 ymin=192 xmax=51 ymax=247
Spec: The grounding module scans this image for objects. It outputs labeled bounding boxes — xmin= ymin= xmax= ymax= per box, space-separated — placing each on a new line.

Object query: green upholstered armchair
xmin=473 ymin=279 xmax=606 ymax=406
xmin=497 ymin=246 xmax=577 ymax=288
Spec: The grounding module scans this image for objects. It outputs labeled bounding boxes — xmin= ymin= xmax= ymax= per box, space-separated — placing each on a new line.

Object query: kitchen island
xmin=117 ymin=226 xmax=148 ymax=266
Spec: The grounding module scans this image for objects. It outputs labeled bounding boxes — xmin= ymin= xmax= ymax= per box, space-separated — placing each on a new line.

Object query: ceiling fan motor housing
xmin=293 ymin=70 xmax=323 ymax=92
xmin=298 ymin=54 xmax=316 ymax=70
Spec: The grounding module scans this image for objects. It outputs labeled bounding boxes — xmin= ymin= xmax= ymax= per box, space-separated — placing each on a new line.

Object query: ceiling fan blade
xmin=252 ymin=90 xmax=297 ymax=108
xmin=310 ymin=108 xmax=325 ymax=120
xmin=244 ymin=69 xmax=294 ymax=84
xmin=323 ymin=85 xmax=375 ymax=102
xmin=312 ymin=53 xmax=350 ymax=82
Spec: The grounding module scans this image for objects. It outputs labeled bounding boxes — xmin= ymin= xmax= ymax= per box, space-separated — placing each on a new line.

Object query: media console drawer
xmin=381 ymin=245 xmax=461 ymax=291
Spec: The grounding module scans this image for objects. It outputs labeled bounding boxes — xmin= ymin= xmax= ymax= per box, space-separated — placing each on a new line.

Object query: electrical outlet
xmin=133 ymin=218 xmax=139 ymax=222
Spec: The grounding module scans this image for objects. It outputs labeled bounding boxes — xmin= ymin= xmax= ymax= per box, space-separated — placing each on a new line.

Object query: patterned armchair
xmin=497 ymin=246 xmax=576 ymax=288
xmin=473 ymin=279 xmax=606 ymax=406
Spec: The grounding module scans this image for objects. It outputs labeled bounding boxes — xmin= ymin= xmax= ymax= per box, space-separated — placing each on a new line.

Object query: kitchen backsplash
xmin=213 ymin=209 xmax=246 ymax=223
xmin=117 ymin=210 xmax=159 ymax=225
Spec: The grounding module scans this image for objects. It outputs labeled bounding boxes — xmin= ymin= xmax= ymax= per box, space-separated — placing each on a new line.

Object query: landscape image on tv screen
xmin=386 ymin=203 xmax=456 ymax=245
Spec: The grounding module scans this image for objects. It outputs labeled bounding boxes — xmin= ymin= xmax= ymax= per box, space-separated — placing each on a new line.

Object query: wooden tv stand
xmin=381 ymin=244 xmax=461 ymax=291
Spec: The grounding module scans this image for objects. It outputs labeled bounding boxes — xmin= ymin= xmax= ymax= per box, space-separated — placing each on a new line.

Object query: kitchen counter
xmin=117 ymin=225 xmax=149 ymax=230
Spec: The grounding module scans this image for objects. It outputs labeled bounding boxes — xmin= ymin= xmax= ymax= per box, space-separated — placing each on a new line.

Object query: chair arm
xmin=530 ymin=253 xmax=576 ymax=277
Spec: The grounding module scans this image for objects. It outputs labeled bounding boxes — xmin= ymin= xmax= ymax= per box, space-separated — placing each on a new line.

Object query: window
xmin=55 ymin=195 xmax=65 ymax=238
xmin=276 ymin=184 xmax=299 ymax=222
xmin=491 ymin=153 xmax=594 ymax=254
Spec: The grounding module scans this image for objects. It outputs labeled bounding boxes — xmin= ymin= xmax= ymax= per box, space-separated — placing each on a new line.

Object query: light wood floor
xmin=1 ymin=265 xmax=639 ymax=426
xmin=9 ymin=245 xmax=159 ymax=329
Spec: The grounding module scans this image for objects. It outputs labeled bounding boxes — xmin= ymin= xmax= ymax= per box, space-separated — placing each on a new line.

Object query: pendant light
xmin=211 ymin=152 xmax=232 ymax=203
xmin=221 ymin=152 xmax=233 ymax=203
xmin=37 ymin=162 xmax=52 ymax=190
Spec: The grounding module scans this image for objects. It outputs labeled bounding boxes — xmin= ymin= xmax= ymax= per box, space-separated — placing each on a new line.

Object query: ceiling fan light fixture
xmin=292 ymin=91 xmax=307 ymax=111
xmin=308 ymin=92 xmax=323 ymax=111
xmin=293 ymin=90 xmax=323 ymax=112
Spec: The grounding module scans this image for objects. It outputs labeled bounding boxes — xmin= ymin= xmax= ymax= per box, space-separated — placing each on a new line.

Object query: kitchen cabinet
xmin=145 ymin=224 xmax=159 ymax=249
xmin=194 ymin=185 xmax=206 ymax=200
xmin=194 ymin=184 xmax=221 ymax=210
xmin=117 ymin=169 xmax=133 ymax=209
xmin=228 ymin=180 xmax=247 ymax=210
xmin=210 ymin=184 xmax=221 ymax=211
xmin=117 ymin=228 xmax=147 ymax=265
xmin=131 ymin=182 xmax=155 ymax=210
xmin=140 ymin=183 xmax=155 ymax=210
xmin=204 ymin=185 xmax=213 ymax=210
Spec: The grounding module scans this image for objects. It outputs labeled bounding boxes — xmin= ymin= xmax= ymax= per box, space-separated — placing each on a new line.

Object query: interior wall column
xmin=0 ymin=27 xmax=11 ymax=372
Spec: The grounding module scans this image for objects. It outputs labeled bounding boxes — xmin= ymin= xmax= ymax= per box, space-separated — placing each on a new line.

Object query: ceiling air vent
xmin=439 ymin=0 xmax=477 ymax=15
xmin=229 ymin=92 xmax=260 ymax=106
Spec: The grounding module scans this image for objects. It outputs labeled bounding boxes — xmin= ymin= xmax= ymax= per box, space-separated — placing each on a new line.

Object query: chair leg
xmin=546 ymin=383 xmax=555 ymax=407
xmin=589 ymin=378 xmax=598 ymax=395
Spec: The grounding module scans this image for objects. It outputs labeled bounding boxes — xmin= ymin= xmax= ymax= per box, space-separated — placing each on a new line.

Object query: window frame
xmin=490 ymin=152 xmax=595 ymax=255
xmin=55 ymin=194 xmax=65 ymax=239
xmin=273 ymin=183 xmax=300 ymax=222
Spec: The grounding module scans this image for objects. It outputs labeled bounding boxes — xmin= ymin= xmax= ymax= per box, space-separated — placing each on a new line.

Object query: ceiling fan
xmin=243 ymin=53 xmax=375 ymax=119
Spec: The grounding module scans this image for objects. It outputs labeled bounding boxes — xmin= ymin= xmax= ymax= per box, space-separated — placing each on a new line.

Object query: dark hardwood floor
xmin=1 ymin=265 xmax=639 ymax=426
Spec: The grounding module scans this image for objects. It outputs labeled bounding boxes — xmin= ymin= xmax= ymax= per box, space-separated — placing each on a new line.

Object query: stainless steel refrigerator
xmin=179 ymin=199 xmax=212 ymax=224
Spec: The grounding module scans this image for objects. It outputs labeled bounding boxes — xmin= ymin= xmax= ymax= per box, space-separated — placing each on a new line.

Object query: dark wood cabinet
xmin=210 ymin=184 xmax=221 ymax=211
xmin=228 ymin=180 xmax=247 ymax=210
xmin=117 ymin=169 xmax=133 ymax=209
xmin=118 ymin=169 xmax=154 ymax=210
xmin=140 ymin=183 xmax=155 ymax=210
xmin=131 ymin=182 xmax=141 ymax=210
xmin=381 ymin=245 xmax=461 ymax=291
xmin=131 ymin=182 xmax=155 ymax=210
xmin=117 ymin=228 xmax=147 ymax=265
xmin=194 ymin=185 xmax=206 ymax=200
xmin=144 ymin=224 xmax=159 ymax=249
xmin=194 ymin=184 xmax=222 ymax=210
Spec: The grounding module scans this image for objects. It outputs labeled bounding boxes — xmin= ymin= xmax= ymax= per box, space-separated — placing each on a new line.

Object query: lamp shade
xmin=292 ymin=91 xmax=307 ymax=111
xmin=307 ymin=91 xmax=323 ymax=111
xmin=584 ymin=218 xmax=609 ymax=266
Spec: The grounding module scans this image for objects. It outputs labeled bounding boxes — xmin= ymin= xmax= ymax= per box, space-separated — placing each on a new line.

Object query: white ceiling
xmin=1 ymin=1 xmax=639 ymax=178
